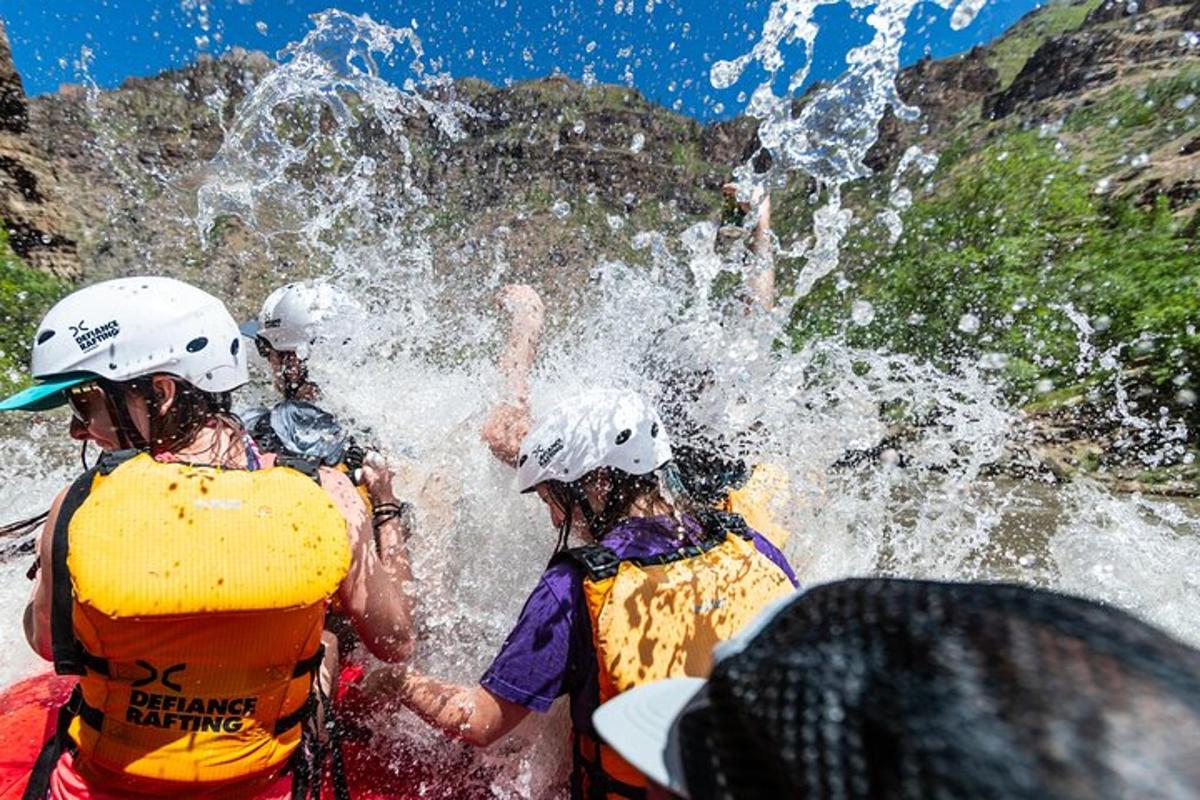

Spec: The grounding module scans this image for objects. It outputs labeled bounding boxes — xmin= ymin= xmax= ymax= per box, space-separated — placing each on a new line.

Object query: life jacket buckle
xmin=63 ymin=685 xmax=83 ymax=716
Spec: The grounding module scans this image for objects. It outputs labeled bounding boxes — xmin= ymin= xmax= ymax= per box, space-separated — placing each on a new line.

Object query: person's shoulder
xmin=316 ymin=463 xmax=355 ymax=491
xmin=536 ymin=553 xmax=591 ymax=600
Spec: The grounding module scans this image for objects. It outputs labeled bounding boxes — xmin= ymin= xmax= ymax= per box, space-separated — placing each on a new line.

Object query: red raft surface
xmin=0 ymin=667 xmax=482 ymax=800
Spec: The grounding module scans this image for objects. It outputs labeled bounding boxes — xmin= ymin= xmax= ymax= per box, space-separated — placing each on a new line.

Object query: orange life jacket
xmin=721 ymin=462 xmax=791 ymax=548
xmin=40 ymin=450 xmax=350 ymax=796
xmin=560 ymin=513 xmax=795 ymax=799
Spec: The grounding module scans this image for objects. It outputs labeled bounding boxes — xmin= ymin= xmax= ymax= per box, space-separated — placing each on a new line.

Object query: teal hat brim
xmin=0 ymin=373 xmax=95 ymax=412
xmin=239 ymin=319 xmax=261 ymax=338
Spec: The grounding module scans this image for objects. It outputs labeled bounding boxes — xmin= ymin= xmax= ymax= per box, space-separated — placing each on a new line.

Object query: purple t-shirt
xmin=479 ymin=514 xmax=798 ymax=735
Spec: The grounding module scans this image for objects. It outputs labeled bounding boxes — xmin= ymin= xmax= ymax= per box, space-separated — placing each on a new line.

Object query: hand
xmin=360 ymin=451 xmax=399 ymax=506
xmin=495 ymin=284 xmax=545 ymax=329
xmin=482 ymin=402 xmax=531 ymax=467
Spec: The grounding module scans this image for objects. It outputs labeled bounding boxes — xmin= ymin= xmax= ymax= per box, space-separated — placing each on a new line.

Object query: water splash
xmin=196 ymin=10 xmax=475 ymax=262
xmin=1056 ymin=305 xmax=1189 ymax=469
xmin=712 ymin=0 xmax=985 ymax=307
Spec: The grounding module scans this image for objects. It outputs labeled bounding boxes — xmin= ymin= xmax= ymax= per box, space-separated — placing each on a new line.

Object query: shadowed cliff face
xmin=9 ymin=0 xmax=1196 ymax=297
xmin=0 ymin=20 xmax=78 ymax=280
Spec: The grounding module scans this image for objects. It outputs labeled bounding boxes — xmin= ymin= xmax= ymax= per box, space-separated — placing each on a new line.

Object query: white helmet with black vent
xmin=242 ymin=281 xmax=356 ymax=357
xmin=0 ymin=276 xmax=248 ymax=411
xmin=516 ymin=388 xmax=673 ymax=493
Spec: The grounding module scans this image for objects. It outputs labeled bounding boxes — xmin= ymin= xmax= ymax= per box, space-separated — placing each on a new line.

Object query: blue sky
xmin=2 ymin=0 xmax=1044 ymax=121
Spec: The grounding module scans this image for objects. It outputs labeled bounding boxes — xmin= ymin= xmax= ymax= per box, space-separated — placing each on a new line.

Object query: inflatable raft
xmin=0 ymin=666 xmax=480 ymax=800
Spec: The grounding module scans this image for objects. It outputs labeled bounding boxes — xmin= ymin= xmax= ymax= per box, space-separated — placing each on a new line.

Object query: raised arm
xmin=358 ymin=452 xmax=415 ymax=580
xmin=482 ymin=284 xmax=545 ymax=467
xmin=747 ymin=191 xmax=775 ymax=311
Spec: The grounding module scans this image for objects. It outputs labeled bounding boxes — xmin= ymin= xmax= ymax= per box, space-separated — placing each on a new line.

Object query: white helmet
xmin=516 ymin=388 xmax=672 ymax=493
xmin=0 ymin=276 xmax=248 ymax=412
xmin=242 ymin=281 xmax=355 ymax=355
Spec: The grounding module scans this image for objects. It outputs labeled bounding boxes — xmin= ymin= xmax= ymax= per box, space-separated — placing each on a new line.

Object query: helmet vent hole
xmin=186 ymin=337 xmax=209 ymax=353
xmin=36 ymin=330 xmax=55 ymax=345
xmin=650 ymin=422 xmax=659 ymax=438
xmin=518 ymin=454 xmax=528 ymax=467
xmin=615 ymin=429 xmax=632 ymax=445
xmin=230 ymin=338 xmax=240 ymax=356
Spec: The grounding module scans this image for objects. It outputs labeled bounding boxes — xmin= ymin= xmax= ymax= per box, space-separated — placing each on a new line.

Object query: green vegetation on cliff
xmin=0 ymin=225 xmax=70 ymax=396
xmin=790 ymin=126 xmax=1198 ymax=419
xmin=986 ymin=0 xmax=1106 ymax=88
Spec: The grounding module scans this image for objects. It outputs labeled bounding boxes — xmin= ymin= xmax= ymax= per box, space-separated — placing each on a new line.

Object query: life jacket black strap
xmin=556 ymin=512 xmax=752 ymax=585
xmin=275 ymin=455 xmax=323 ymax=484
xmin=572 ymin=731 xmax=647 ymax=800
xmin=554 ymin=544 xmax=622 ymax=582
xmin=286 ymin=656 xmax=351 ymax=800
xmin=51 ymin=451 xmax=142 ymax=677
xmin=292 ymin=647 xmax=326 ymax=679
xmin=276 ymin=644 xmax=326 ymax=735
xmin=695 ymin=508 xmax=754 ymax=542
xmin=21 ymin=683 xmax=87 ymax=800
xmin=68 ymin=684 xmax=106 ymax=731
xmin=50 ymin=469 xmax=99 ymax=675
xmin=275 ymin=693 xmax=318 ymax=737
xmin=96 ymin=448 xmax=140 ymax=475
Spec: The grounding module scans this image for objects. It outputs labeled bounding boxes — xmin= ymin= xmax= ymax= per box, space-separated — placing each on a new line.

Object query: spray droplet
xmin=851 ymin=301 xmax=875 ymax=327
xmin=709 ymin=59 xmax=741 ymax=90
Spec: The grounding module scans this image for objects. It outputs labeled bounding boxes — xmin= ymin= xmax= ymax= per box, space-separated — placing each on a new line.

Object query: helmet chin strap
xmin=101 ymin=382 xmax=150 ymax=451
xmin=548 ymin=470 xmax=640 ymax=553
xmin=566 ymin=469 xmax=632 ymax=541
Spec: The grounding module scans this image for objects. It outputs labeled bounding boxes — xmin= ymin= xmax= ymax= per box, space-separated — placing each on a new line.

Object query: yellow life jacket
xmin=47 ymin=451 xmax=350 ymax=792
xmin=721 ymin=461 xmax=791 ymax=548
xmin=563 ymin=513 xmax=795 ymax=799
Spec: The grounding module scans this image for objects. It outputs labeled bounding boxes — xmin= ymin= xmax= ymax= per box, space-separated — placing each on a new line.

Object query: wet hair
xmin=104 ymin=375 xmax=238 ymax=454
xmin=547 ymin=467 xmax=663 ymax=556
xmin=639 ymin=327 xmax=753 ymax=506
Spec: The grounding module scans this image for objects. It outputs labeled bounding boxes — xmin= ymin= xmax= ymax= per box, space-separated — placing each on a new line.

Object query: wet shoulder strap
xmin=553 ymin=544 xmax=622 ymax=582
xmin=695 ymin=508 xmax=753 ymax=543
xmin=275 ymin=454 xmax=323 ymax=484
xmin=50 ymin=450 xmax=138 ymax=675
xmin=49 ymin=469 xmax=98 ymax=674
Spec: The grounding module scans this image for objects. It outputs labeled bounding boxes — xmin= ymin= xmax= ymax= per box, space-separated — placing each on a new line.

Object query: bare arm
xmin=25 ymin=488 xmax=69 ymax=661
xmin=482 ymin=284 xmax=544 ymax=467
xmin=326 ymin=467 xmax=414 ymax=662
xmin=747 ymin=193 xmax=775 ymax=310
xmin=359 ymin=452 xmax=415 ymax=580
xmin=367 ymin=665 xmax=531 ymax=747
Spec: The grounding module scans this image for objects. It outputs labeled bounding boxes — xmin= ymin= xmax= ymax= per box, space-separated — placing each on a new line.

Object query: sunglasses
xmin=254 ymin=336 xmax=275 ymax=359
xmin=66 ymin=381 xmax=108 ymax=424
